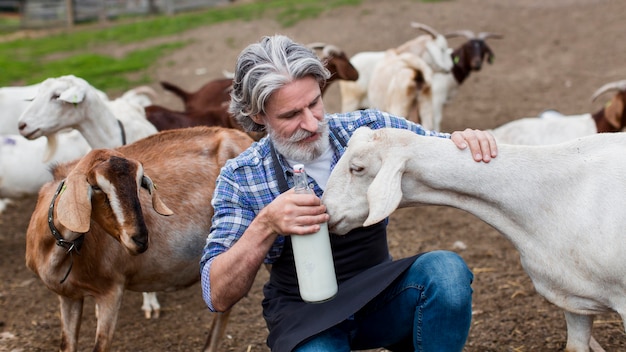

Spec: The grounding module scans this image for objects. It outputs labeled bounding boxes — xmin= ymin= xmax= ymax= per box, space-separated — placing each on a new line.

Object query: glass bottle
xmin=291 ymin=164 xmax=338 ymax=303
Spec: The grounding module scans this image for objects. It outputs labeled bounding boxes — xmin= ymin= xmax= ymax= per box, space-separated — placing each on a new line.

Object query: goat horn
xmin=591 ymin=80 xmax=626 ymax=102
xmin=478 ymin=32 xmax=504 ymax=40
xmin=444 ymin=30 xmax=476 ymax=39
xmin=410 ymin=21 xmax=441 ymax=38
xmin=130 ymin=85 xmax=157 ymax=99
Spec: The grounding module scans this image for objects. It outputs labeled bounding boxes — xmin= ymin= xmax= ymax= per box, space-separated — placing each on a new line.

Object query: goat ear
xmin=363 ymin=157 xmax=406 ymax=227
xmin=58 ymin=84 xmax=86 ymax=104
xmin=141 ymin=175 xmax=174 ymax=216
xmin=484 ymin=45 xmax=496 ymax=64
xmin=425 ymin=41 xmax=446 ymax=69
xmin=57 ymin=175 xmax=92 ymax=233
xmin=604 ymin=96 xmax=624 ymax=129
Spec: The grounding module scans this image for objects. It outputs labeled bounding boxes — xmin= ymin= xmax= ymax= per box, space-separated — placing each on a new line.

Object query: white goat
xmin=323 ymin=126 xmax=626 ymax=352
xmin=0 ymin=131 xmax=90 ymax=199
xmin=490 ymin=80 xmax=626 ymax=145
xmin=25 ymin=126 xmax=254 ymax=352
xmin=0 ymin=83 xmax=110 ymax=135
xmin=339 ymin=22 xmax=453 ymax=116
xmin=17 ymin=75 xmax=157 ymax=154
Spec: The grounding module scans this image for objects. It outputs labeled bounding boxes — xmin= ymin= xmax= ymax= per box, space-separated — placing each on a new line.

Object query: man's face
xmin=254 ymin=76 xmax=329 ymax=162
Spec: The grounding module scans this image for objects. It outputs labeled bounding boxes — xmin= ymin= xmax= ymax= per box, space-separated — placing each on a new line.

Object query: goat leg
xmin=58 ymin=295 xmax=84 ymax=352
xmin=590 ymin=336 xmax=606 ymax=352
xmin=202 ymin=309 xmax=232 ymax=352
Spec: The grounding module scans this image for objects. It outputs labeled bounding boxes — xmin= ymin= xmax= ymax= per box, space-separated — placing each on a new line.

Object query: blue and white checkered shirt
xmin=200 ymin=109 xmax=450 ymax=311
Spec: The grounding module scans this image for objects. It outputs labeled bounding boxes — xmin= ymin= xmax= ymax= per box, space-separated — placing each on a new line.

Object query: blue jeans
xmin=293 ymin=250 xmax=474 ymax=352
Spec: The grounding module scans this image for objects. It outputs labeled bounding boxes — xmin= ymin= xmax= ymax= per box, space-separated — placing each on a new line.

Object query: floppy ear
xmin=58 ymin=84 xmax=86 ymax=104
xmin=363 ymin=156 xmax=407 ymax=226
xmin=141 ymin=175 xmax=174 ymax=216
xmin=484 ymin=45 xmax=496 ymax=64
xmin=57 ymin=172 xmax=92 ymax=233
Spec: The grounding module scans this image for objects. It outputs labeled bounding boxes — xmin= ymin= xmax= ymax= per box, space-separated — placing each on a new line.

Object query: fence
xmin=7 ymin=0 xmax=229 ymax=29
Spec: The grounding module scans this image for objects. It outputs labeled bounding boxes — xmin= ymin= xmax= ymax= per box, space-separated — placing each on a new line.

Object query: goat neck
xmin=76 ymin=96 xmax=127 ymax=148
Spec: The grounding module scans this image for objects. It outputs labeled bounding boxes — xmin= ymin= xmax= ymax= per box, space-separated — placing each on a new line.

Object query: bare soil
xmin=2 ymin=0 xmax=626 ymax=351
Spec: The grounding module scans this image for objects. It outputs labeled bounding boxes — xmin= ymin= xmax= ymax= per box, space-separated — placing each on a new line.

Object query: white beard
xmin=269 ymin=120 xmax=330 ymax=162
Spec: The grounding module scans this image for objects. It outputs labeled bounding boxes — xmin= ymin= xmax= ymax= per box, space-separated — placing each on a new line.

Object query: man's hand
xmin=259 ymin=189 xmax=329 ymax=236
xmin=451 ymin=128 xmax=498 ymax=163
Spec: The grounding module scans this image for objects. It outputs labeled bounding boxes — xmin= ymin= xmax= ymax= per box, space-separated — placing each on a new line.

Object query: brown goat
xmin=160 ymin=77 xmax=233 ymax=115
xmin=149 ymin=43 xmax=358 ymax=137
xmin=308 ymin=42 xmax=360 ymax=93
xmin=145 ymin=104 xmax=266 ymax=141
xmin=25 ymin=126 xmax=253 ymax=352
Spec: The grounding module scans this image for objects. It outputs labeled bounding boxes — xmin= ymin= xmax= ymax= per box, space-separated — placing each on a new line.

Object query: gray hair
xmin=229 ymin=35 xmax=331 ymax=132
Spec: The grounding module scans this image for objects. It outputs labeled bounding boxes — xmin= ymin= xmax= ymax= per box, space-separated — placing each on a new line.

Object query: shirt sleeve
xmin=200 ymin=168 xmax=256 ymax=312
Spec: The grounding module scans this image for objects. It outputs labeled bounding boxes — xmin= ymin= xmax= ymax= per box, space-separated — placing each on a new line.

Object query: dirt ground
xmin=2 ymin=0 xmax=626 ymax=351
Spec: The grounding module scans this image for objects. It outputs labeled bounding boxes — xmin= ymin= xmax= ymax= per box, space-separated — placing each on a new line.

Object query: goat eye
xmin=349 ymin=164 xmax=365 ymax=174
xmin=51 ymin=93 xmax=60 ymax=100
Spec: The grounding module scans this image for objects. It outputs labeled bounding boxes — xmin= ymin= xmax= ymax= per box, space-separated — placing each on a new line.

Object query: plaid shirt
xmin=200 ymin=109 xmax=450 ymax=311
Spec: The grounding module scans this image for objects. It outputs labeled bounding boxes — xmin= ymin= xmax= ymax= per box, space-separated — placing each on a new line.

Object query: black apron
xmin=263 ymin=137 xmax=421 ymax=352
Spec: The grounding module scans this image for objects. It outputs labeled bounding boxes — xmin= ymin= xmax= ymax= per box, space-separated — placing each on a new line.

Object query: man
xmin=200 ymin=34 xmax=497 ymax=352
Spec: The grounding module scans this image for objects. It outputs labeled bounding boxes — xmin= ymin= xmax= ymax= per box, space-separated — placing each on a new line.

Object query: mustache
xmin=287 ymin=119 xmax=329 ymax=143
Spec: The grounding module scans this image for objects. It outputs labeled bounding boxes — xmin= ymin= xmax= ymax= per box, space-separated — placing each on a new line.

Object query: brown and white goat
xmin=25 ymin=126 xmax=253 ymax=352
xmin=426 ymin=30 xmax=502 ymax=131
xmin=490 ymin=79 xmax=626 ymax=145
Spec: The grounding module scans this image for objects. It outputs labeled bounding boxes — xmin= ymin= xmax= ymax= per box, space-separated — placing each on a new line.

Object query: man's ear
xmin=251 ymin=114 xmax=265 ymax=125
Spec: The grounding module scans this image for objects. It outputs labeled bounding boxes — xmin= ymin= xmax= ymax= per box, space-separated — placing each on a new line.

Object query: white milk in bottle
xmin=291 ymin=164 xmax=338 ymax=303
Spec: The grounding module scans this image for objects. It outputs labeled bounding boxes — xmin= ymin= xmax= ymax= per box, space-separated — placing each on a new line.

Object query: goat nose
xmin=18 ymin=121 xmax=26 ymax=131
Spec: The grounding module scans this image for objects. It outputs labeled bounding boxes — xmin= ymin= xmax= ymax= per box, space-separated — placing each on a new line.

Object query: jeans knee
xmin=414 ymin=250 xmax=473 ymax=305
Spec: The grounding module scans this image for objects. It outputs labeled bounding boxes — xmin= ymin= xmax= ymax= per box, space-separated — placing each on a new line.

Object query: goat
xmin=339 ymin=21 xmax=453 ymax=116
xmin=25 ymin=126 xmax=254 ymax=352
xmin=145 ymin=103 xmax=266 ymax=141
xmin=367 ymin=50 xmax=434 ymax=124
xmin=489 ymin=79 xmax=626 ymax=145
xmin=17 ymin=75 xmax=157 ymax=153
xmin=427 ymin=30 xmax=502 ymax=131
xmin=0 ymin=83 xmax=110 ymax=135
xmin=16 ymin=75 xmax=168 ymax=319
xmin=307 ymin=42 xmax=359 ymax=94
xmin=322 ymin=126 xmax=626 ymax=352
xmin=160 ymin=77 xmax=233 ymax=116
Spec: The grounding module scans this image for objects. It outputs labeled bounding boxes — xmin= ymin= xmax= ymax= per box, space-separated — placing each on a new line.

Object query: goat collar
xmin=48 ymin=179 xmax=85 ymax=284
xmin=117 ymin=119 xmax=127 ymax=145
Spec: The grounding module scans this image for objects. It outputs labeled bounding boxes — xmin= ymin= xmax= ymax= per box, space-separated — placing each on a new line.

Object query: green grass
xmin=0 ymin=0 xmax=362 ymax=91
